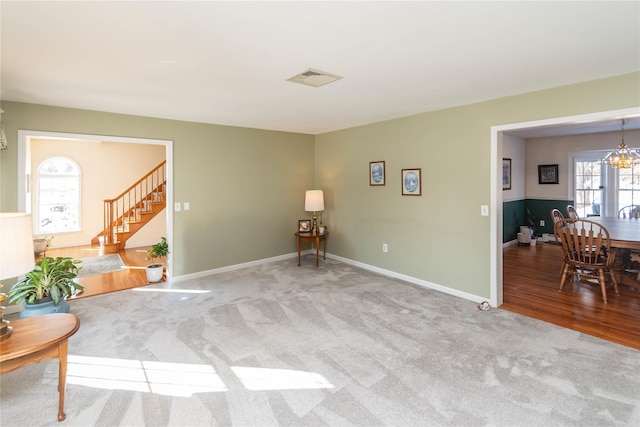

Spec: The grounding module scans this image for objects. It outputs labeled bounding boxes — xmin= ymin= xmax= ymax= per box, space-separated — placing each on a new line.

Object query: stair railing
xmin=102 ymin=161 xmax=166 ymax=246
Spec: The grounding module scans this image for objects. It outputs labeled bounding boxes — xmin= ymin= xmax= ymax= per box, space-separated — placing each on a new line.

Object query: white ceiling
xmin=1 ymin=1 xmax=639 ymax=136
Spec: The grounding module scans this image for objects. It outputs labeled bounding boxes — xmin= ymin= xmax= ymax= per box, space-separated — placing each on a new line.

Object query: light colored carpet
xmin=76 ymin=254 xmax=125 ymax=278
xmin=1 ymin=255 xmax=639 ymax=426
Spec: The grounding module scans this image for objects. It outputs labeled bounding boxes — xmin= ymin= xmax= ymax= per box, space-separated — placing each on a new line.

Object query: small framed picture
xmin=401 ymin=168 xmax=421 ymax=196
xmin=538 ymin=164 xmax=559 ymax=184
xmin=502 ymin=158 xmax=512 ymax=190
xmin=298 ymin=219 xmax=311 ymax=233
xmin=369 ymin=161 xmax=385 ymax=186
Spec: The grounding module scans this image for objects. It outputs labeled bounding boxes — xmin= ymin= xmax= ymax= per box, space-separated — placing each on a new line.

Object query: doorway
xmin=16 ymin=130 xmax=174 ymax=279
xmin=490 ymin=107 xmax=640 ymax=307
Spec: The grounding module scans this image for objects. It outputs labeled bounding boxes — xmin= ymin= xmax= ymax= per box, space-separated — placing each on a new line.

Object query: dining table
xmin=589 ymin=216 xmax=640 ymax=289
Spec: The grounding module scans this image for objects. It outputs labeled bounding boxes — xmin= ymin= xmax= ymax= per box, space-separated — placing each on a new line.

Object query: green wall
xmin=0 ymin=102 xmax=315 ymax=277
xmin=502 ymin=199 xmax=574 ymax=242
xmin=503 ymin=200 xmax=526 ymax=242
xmin=315 ymin=72 xmax=639 ymax=297
xmin=1 ymin=72 xmax=639 ymax=300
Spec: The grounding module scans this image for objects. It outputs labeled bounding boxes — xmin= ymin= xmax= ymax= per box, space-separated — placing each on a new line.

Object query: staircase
xmin=91 ymin=161 xmax=166 ymax=254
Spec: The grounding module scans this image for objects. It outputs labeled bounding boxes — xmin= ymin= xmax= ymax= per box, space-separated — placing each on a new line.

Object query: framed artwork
xmin=298 ymin=219 xmax=311 ymax=233
xmin=502 ymin=158 xmax=512 ymax=190
xmin=401 ymin=168 xmax=421 ymax=196
xmin=538 ymin=164 xmax=559 ymax=184
xmin=369 ymin=161 xmax=385 ymax=186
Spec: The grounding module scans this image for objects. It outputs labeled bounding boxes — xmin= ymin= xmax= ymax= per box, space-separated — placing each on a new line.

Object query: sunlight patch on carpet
xmin=77 ymin=254 xmax=125 ymax=277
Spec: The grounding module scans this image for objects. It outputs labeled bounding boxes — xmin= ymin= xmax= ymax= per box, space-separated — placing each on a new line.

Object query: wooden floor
xmin=502 ymin=241 xmax=640 ymax=350
xmin=44 ymin=245 xmax=156 ymax=300
xmin=47 ymin=242 xmax=640 ymax=350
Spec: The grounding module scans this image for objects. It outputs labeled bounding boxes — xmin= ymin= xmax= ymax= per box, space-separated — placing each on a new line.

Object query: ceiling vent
xmin=287 ymin=68 xmax=342 ymax=88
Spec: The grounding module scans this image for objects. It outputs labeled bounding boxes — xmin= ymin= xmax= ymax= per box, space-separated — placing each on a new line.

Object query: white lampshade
xmin=0 ymin=213 xmax=35 ymax=280
xmin=305 ymin=190 xmax=324 ymax=212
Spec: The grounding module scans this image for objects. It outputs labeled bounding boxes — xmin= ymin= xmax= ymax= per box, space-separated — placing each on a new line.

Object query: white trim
xmin=171 ymin=250 xmax=487 ymax=305
xmin=490 ymin=107 xmax=640 ymax=308
xmin=327 ymin=253 xmax=487 ymax=304
xmin=17 ymin=130 xmax=174 ymax=279
xmin=171 ymin=250 xmax=314 ymax=283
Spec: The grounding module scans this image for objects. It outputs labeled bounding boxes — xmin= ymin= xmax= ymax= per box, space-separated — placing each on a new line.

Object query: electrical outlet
xmin=540 ymin=219 xmax=545 ymax=227
xmin=383 ymin=243 xmax=388 ymax=253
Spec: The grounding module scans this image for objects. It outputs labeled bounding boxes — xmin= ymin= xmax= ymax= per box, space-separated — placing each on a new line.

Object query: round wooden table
xmin=1 ymin=313 xmax=80 ymax=422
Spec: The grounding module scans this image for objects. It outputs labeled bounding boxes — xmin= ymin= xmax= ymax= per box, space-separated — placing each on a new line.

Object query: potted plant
xmin=7 ymin=256 xmax=84 ymax=318
xmin=145 ymin=237 xmax=169 ymax=283
xmin=33 ymin=235 xmax=54 ymax=257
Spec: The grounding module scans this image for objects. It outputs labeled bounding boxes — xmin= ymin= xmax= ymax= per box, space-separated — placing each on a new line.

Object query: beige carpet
xmin=1 ymin=255 xmax=639 ymax=426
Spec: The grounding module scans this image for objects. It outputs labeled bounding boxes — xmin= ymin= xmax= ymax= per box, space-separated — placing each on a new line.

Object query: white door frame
xmin=17 ymin=130 xmax=174 ymax=279
xmin=490 ymin=107 xmax=640 ymax=307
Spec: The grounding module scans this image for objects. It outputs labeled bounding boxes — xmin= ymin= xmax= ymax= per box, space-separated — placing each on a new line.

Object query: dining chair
xmin=550 ymin=209 xmax=567 ymax=274
xmin=566 ymin=205 xmax=579 ymax=219
xmin=555 ymin=218 xmax=619 ymax=303
xmin=550 ymin=209 xmax=564 ymax=226
xmin=618 ymin=205 xmax=640 ymax=219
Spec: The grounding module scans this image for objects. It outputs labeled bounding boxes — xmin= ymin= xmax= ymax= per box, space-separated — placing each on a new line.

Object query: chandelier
xmin=602 ymin=119 xmax=640 ymax=169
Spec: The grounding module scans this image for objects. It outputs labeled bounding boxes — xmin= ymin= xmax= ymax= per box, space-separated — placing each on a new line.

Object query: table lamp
xmin=0 ymin=213 xmax=36 ymax=339
xmin=304 ymin=190 xmax=324 ymax=234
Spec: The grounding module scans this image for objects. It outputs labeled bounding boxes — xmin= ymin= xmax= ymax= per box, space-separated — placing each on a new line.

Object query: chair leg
xmin=598 ymin=270 xmax=608 ymax=304
xmin=559 ymin=263 xmax=570 ymax=292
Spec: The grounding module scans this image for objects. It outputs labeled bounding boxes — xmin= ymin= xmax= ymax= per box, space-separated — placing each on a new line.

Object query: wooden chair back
xmin=618 ymin=205 xmax=640 ymax=219
xmin=566 ymin=205 xmax=579 ymax=219
xmin=554 ymin=218 xmax=619 ymax=303
xmin=550 ymin=209 xmax=564 ymax=224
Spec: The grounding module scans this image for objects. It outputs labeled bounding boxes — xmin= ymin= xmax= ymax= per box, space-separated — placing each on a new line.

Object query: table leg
xmin=315 ymin=236 xmax=320 ymax=267
xmin=57 ymin=340 xmax=69 ymax=422
xmin=323 ymin=236 xmax=327 ymax=260
xmin=297 ymin=236 xmax=301 ymax=266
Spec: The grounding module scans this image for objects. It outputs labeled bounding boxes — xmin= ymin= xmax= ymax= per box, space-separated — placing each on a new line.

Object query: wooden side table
xmin=295 ymin=231 xmax=328 ymax=267
xmin=1 ymin=313 xmax=80 ymax=422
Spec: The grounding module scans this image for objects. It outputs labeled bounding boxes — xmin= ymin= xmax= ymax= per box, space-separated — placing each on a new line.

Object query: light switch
xmin=480 ymin=205 xmax=489 ymax=216
xmin=184 ymin=202 xmax=190 ymax=211
xmin=175 ymin=202 xmax=181 ymax=211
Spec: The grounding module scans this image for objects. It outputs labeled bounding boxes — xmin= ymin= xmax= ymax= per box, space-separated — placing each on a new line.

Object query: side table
xmin=1 ymin=313 xmax=80 ymax=422
xmin=295 ymin=231 xmax=329 ymax=267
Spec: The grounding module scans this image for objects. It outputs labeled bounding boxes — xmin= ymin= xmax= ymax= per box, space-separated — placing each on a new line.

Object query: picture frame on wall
xmin=369 ymin=161 xmax=385 ymax=186
xmin=502 ymin=158 xmax=512 ymax=190
xmin=401 ymin=168 xmax=422 ymax=196
xmin=298 ymin=219 xmax=311 ymax=233
xmin=538 ymin=164 xmax=559 ymax=184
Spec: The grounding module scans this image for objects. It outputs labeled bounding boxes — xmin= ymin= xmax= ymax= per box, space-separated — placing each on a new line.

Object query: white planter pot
xmin=146 ymin=264 xmax=164 ymax=283
xmin=33 ymin=239 xmax=48 ymax=256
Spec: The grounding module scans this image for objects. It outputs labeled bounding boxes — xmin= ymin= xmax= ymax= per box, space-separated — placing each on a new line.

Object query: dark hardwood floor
xmin=45 ymin=241 xmax=640 ymax=350
xmin=502 ymin=241 xmax=640 ymax=350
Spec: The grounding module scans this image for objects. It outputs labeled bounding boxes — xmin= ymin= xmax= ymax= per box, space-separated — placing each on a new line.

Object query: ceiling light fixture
xmin=602 ymin=119 xmax=640 ymax=169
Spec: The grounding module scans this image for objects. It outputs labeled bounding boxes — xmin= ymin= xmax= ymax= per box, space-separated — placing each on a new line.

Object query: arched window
xmin=36 ymin=157 xmax=81 ymax=234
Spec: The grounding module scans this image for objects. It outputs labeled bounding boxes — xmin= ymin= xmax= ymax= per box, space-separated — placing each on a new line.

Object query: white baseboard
xmin=170 ymin=250 xmax=315 ymax=283
xmin=503 ymin=239 xmax=518 ymax=248
xmin=326 ymin=253 xmax=487 ymax=305
xmin=169 ymin=250 xmax=487 ymax=305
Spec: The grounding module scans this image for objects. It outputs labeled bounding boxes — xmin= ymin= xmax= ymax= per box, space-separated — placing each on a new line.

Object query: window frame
xmin=34 ymin=156 xmax=82 ymax=234
xmin=573 ymin=150 xmax=640 ymax=217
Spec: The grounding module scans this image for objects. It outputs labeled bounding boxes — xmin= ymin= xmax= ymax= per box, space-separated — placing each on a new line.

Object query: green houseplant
xmin=145 ymin=237 xmax=169 ymax=283
xmin=7 ymin=256 xmax=84 ymax=318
